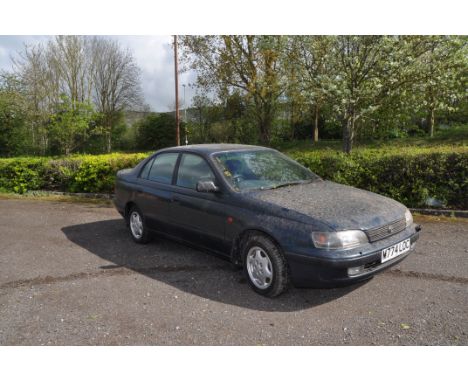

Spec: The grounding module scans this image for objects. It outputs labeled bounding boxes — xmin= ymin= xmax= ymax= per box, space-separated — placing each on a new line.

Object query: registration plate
xmin=381 ymin=239 xmax=411 ymax=263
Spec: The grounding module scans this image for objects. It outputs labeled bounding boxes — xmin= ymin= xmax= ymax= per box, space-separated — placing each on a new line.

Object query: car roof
xmin=157 ymin=143 xmax=271 ymax=155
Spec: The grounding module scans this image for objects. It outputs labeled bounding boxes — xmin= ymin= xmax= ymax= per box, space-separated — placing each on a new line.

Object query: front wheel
xmin=127 ymin=206 xmax=151 ymax=244
xmin=242 ymin=234 xmax=290 ymax=297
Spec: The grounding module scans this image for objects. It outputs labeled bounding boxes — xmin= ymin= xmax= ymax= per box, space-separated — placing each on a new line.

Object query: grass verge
xmin=0 ymin=191 xmax=112 ymax=206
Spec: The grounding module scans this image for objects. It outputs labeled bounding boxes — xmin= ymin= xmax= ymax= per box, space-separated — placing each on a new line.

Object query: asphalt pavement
xmin=0 ymin=199 xmax=466 ymax=345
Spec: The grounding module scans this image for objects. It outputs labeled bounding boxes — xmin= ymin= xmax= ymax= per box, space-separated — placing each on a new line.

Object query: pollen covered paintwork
xmin=249 ymin=180 xmax=407 ymax=231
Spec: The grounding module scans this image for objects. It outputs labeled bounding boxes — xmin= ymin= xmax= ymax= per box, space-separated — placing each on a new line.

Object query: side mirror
xmin=196 ymin=180 xmax=219 ymax=193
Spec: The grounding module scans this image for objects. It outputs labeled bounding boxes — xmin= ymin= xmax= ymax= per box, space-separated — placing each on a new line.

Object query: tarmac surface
xmin=0 ymin=199 xmax=467 ymax=345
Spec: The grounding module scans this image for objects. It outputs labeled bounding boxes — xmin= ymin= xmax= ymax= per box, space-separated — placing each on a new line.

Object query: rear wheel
xmin=242 ymin=234 xmax=289 ymax=297
xmin=127 ymin=206 xmax=151 ymax=244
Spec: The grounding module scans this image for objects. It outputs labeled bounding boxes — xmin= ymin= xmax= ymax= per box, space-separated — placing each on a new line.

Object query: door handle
xmin=136 ymin=189 xmax=143 ymax=194
xmin=172 ymin=195 xmax=181 ymax=202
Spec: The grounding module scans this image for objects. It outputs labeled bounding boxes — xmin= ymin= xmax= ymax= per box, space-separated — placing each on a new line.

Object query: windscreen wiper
xmin=267 ymin=181 xmax=307 ymax=190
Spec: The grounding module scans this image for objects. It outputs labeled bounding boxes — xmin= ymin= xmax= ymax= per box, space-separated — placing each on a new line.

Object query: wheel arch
xmin=124 ymin=201 xmax=138 ymax=221
xmin=230 ymin=228 xmax=284 ymax=267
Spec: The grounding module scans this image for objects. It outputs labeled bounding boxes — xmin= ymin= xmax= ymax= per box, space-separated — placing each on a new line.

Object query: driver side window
xmin=176 ymin=154 xmax=216 ymax=190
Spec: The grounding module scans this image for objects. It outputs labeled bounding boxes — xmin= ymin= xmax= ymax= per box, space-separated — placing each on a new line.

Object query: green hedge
xmin=0 ymin=153 xmax=147 ymax=194
xmin=290 ymin=148 xmax=468 ymax=209
xmin=0 ymin=149 xmax=467 ymax=209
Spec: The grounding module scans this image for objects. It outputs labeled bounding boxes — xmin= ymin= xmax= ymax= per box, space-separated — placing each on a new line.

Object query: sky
xmin=0 ymin=35 xmax=196 ymax=112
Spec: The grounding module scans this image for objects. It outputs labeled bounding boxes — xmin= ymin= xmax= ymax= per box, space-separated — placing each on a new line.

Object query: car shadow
xmin=61 ymin=219 xmax=365 ymax=312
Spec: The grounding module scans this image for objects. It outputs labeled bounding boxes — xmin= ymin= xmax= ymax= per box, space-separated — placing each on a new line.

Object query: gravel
xmin=0 ymin=199 xmax=467 ymax=345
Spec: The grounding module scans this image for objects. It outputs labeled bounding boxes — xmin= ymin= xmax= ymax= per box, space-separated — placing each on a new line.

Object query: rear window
xmin=139 ymin=158 xmax=154 ymax=179
xmin=148 ymin=153 xmax=179 ymax=184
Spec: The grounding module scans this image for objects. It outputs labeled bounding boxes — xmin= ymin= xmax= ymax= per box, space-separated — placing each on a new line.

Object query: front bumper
xmin=286 ymin=225 xmax=421 ymax=287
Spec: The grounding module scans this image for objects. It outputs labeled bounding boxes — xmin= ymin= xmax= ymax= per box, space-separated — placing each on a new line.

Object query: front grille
xmin=365 ymin=218 xmax=406 ymax=242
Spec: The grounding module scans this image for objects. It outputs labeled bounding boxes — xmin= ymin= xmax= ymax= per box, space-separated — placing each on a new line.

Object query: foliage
xmin=188 ymin=91 xmax=257 ymax=144
xmin=0 ymin=78 xmax=30 ymax=156
xmin=181 ymin=35 xmax=286 ymax=144
xmin=6 ymin=36 xmax=143 ymax=155
xmin=135 ymin=113 xmax=179 ymax=150
xmin=181 ymin=35 xmax=467 ymax=152
xmin=285 ymin=36 xmax=336 ymax=142
xmin=289 ymin=146 xmax=468 ymax=209
xmin=48 ymin=96 xmax=96 ymax=155
xmin=0 ymin=144 xmax=466 ymax=209
xmin=0 ymin=153 xmax=147 ymax=194
xmin=0 ymin=157 xmax=45 ymax=194
xmin=0 ymin=35 xmax=466 ymax=156
xmin=66 ymin=153 xmax=147 ymax=193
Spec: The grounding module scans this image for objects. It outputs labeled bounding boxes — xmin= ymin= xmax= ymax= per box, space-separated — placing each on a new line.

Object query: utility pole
xmin=173 ymin=35 xmax=180 ymax=146
xmin=183 ymin=84 xmax=188 ymax=145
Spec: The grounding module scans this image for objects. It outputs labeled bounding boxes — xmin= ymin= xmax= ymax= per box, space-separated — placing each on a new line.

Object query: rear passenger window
xmin=176 ymin=154 xmax=216 ymax=189
xmin=139 ymin=158 xmax=154 ymax=179
xmin=148 ymin=153 xmax=179 ymax=184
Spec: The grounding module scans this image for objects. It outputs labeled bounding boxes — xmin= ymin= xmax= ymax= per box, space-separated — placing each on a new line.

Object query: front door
xmin=169 ymin=153 xmax=229 ymax=254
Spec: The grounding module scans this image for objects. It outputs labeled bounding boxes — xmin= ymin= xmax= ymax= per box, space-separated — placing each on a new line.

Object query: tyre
xmin=127 ymin=205 xmax=151 ymax=244
xmin=242 ymin=233 xmax=290 ymax=297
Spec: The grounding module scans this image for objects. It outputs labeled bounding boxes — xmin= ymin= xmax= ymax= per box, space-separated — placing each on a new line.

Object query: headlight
xmin=405 ymin=209 xmax=413 ymax=227
xmin=311 ymin=230 xmax=368 ymax=250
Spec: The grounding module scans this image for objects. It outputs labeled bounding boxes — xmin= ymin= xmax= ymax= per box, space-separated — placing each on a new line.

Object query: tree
xmin=181 ymin=35 xmax=285 ymax=144
xmin=12 ymin=43 xmax=53 ymax=154
xmin=414 ymin=36 xmax=467 ymax=137
xmin=90 ymin=37 xmax=143 ymax=153
xmin=190 ymin=94 xmax=217 ymax=142
xmin=0 ymin=73 xmax=29 ymax=156
xmin=287 ymin=36 xmax=336 ymax=142
xmin=135 ymin=113 xmax=178 ymax=150
xmin=47 ymin=36 xmax=93 ymax=107
xmin=48 ymin=95 xmax=95 ymax=155
xmin=332 ymin=36 xmax=422 ymax=153
xmin=11 ymin=36 xmax=143 ymax=155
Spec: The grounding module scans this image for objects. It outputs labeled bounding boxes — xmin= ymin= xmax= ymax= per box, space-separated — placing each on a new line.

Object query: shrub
xmin=0 ymin=148 xmax=466 ymax=209
xmin=0 ymin=153 xmax=147 ymax=195
xmin=68 ymin=153 xmax=147 ymax=193
xmin=290 ymin=148 xmax=468 ymax=209
xmin=0 ymin=158 xmax=46 ymax=194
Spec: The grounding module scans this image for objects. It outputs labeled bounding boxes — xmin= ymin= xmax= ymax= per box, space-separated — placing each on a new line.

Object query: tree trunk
xmin=313 ymin=103 xmax=320 ymax=143
xmin=106 ymin=130 xmax=112 ymax=153
xmin=342 ymin=110 xmax=355 ymax=154
xmin=259 ymin=115 xmax=271 ymax=145
xmin=427 ymin=106 xmax=435 ymax=137
xmin=104 ymin=113 xmax=113 ymax=153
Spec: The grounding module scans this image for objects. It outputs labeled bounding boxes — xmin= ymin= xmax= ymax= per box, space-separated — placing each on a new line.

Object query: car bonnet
xmin=247 ymin=180 xmax=407 ymax=231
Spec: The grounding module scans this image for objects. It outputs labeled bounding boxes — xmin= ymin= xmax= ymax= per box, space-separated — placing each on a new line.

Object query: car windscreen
xmin=212 ymin=149 xmax=320 ymax=191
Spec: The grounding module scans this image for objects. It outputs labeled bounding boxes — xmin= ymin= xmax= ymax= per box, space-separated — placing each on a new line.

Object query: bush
xmin=135 ymin=113 xmax=179 ymax=150
xmin=0 ymin=158 xmax=46 ymax=194
xmin=0 ymin=148 xmax=466 ymax=209
xmin=0 ymin=153 xmax=147 ymax=194
xmin=290 ymin=147 xmax=468 ymax=209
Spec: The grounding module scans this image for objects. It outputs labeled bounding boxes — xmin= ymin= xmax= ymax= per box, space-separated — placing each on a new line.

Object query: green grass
xmin=278 ymin=124 xmax=468 ymax=154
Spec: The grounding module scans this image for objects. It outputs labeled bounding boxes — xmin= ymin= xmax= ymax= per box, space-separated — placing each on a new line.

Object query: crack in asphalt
xmin=385 ymin=269 xmax=468 ymax=284
xmin=0 ymin=264 xmax=231 ymax=291
xmin=1 ymin=264 xmax=466 ymax=292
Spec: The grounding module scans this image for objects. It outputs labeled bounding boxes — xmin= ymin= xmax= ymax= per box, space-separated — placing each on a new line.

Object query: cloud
xmin=0 ymin=35 xmax=196 ymax=112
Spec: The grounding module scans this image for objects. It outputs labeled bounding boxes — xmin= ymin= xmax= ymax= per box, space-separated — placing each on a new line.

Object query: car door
xmin=135 ymin=152 xmax=179 ymax=233
xmin=169 ymin=153 xmax=229 ymax=254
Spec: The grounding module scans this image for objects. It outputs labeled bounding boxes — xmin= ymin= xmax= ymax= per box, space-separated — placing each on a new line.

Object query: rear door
xmin=169 ymin=153 xmax=229 ymax=254
xmin=135 ymin=152 xmax=179 ymax=232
